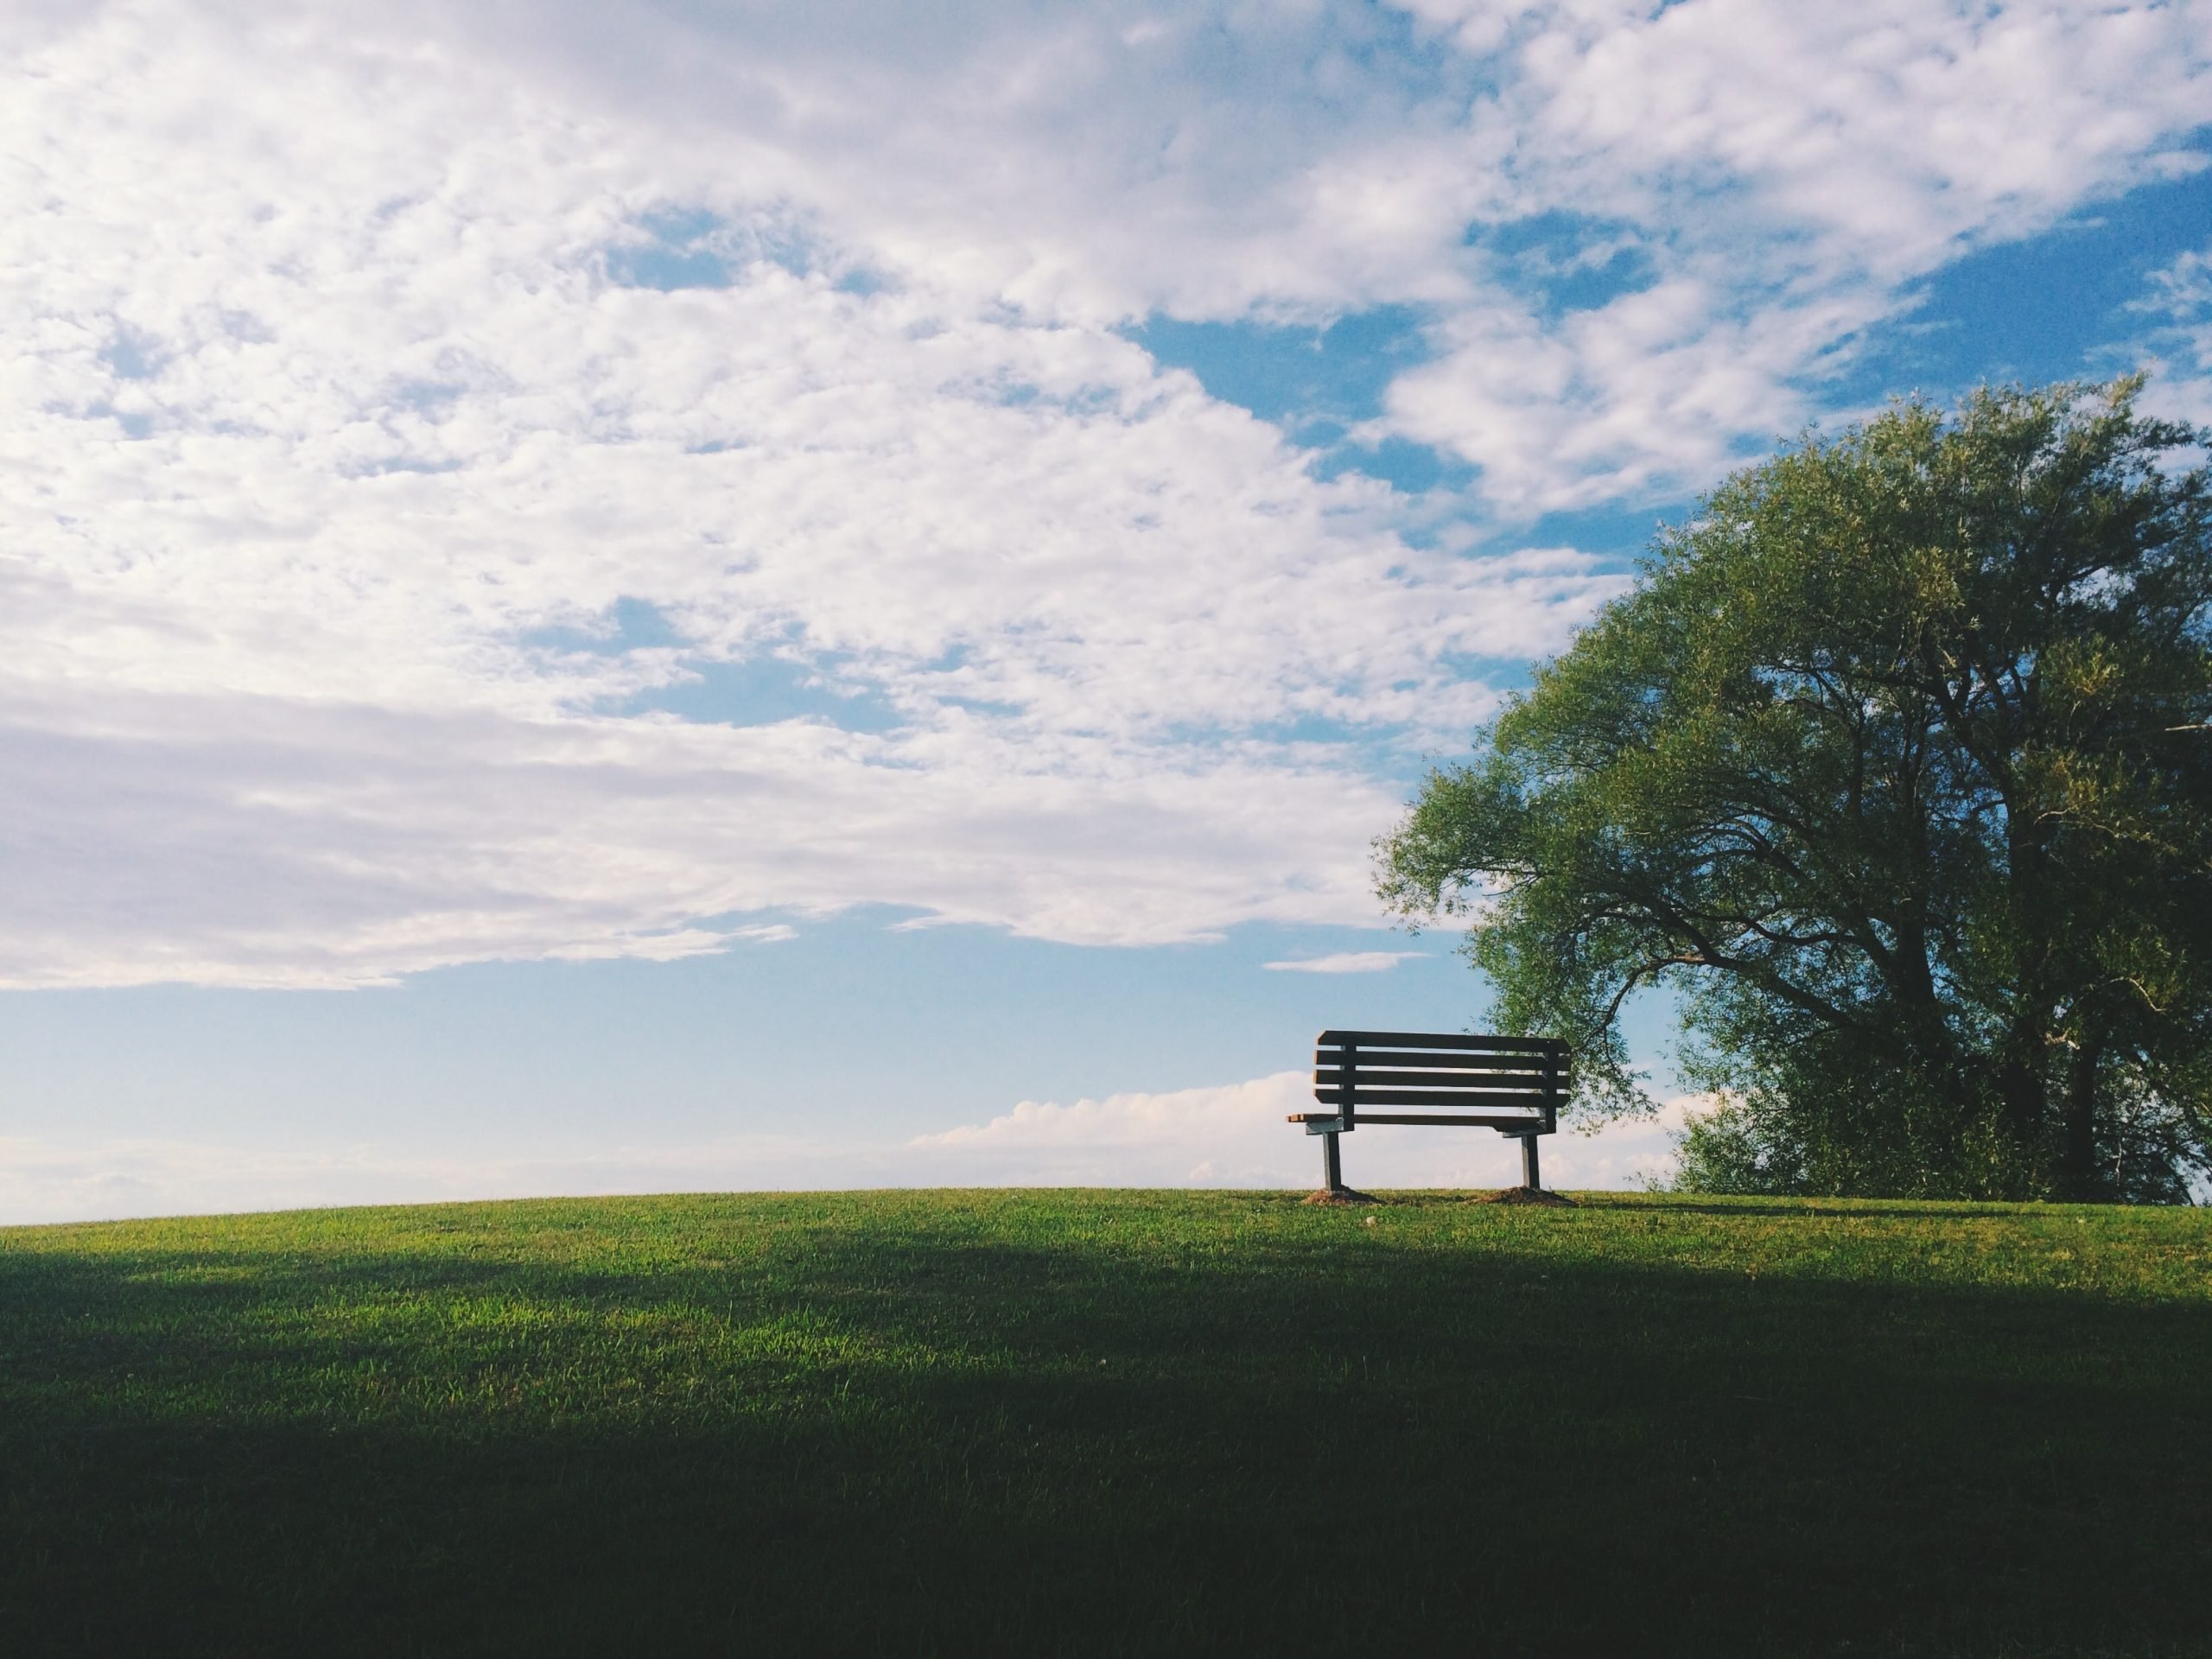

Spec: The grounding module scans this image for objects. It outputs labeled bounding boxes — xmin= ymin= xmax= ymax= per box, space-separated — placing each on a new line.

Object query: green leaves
xmin=1378 ymin=379 xmax=2212 ymax=1200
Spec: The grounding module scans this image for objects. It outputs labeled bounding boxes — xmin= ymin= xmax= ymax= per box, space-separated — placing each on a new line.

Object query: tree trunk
xmin=2059 ymin=1029 xmax=2107 ymax=1202
xmin=1994 ymin=1004 xmax=2050 ymax=1195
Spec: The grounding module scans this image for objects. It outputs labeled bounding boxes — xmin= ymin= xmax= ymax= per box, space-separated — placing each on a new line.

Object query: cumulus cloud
xmin=4 ymin=2 xmax=2206 ymax=988
xmin=1380 ymin=1 xmax=2212 ymax=508
xmin=3 ymin=5 xmax=1633 ymax=983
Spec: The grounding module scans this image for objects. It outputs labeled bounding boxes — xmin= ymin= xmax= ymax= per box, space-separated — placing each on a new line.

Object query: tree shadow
xmin=1564 ymin=1198 xmax=2044 ymax=1220
xmin=1319 ymin=1191 xmax=2049 ymax=1220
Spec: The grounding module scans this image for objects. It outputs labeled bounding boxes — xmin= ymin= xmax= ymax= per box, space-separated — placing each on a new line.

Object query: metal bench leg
xmin=1322 ymin=1130 xmax=1344 ymax=1193
xmin=1520 ymin=1132 xmax=1541 ymax=1192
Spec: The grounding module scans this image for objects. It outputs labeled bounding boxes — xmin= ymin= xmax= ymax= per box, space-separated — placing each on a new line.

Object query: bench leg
xmin=1520 ymin=1132 xmax=1541 ymax=1192
xmin=1322 ymin=1130 xmax=1344 ymax=1193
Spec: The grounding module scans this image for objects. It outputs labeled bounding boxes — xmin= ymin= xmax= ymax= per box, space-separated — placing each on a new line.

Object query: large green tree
xmin=1377 ymin=379 xmax=2212 ymax=1201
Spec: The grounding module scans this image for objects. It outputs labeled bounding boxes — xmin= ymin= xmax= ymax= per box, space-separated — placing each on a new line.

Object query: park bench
xmin=1288 ymin=1029 xmax=1570 ymax=1198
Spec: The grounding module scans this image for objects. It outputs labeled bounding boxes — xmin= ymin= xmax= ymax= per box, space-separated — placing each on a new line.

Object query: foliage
xmin=1377 ymin=379 xmax=2212 ymax=1200
xmin=4 ymin=1192 xmax=2209 ymax=1656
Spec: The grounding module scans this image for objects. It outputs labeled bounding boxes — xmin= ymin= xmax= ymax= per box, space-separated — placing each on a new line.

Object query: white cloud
xmin=0 ymin=1075 xmax=1706 ymax=1224
xmin=3 ymin=2 xmax=2207 ymax=988
xmin=912 ymin=1071 xmax=1694 ymax=1190
xmin=0 ymin=686 xmax=1433 ymax=986
xmin=2 ymin=7 xmax=1635 ymax=983
xmin=1262 ymin=950 xmax=1425 ymax=974
xmin=1376 ymin=2 xmax=2212 ymax=509
xmin=1379 ymin=282 xmax=1863 ymax=512
xmin=2124 ymin=245 xmax=2212 ymax=428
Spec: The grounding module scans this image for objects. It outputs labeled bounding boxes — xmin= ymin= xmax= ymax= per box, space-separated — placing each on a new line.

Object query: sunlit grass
xmin=4 ymin=1191 xmax=2206 ymax=1655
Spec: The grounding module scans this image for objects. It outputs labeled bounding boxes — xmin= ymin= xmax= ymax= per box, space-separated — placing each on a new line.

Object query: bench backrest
xmin=1313 ymin=1029 xmax=1569 ymax=1132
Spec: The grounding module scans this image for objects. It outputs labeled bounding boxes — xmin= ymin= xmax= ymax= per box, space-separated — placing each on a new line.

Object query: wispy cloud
xmin=1262 ymin=950 xmax=1425 ymax=974
xmin=910 ymin=1072 xmax=1694 ymax=1191
xmin=0 ymin=1077 xmax=1703 ymax=1224
xmin=2123 ymin=245 xmax=2212 ymax=426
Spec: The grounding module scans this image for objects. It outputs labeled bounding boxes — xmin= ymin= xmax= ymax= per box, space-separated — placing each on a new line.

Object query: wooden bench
xmin=1288 ymin=1029 xmax=1570 ymax=1197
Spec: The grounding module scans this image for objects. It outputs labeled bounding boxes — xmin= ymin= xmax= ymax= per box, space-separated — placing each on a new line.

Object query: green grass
xmin=3 ymin=1191 xmax=2208 ymax=1656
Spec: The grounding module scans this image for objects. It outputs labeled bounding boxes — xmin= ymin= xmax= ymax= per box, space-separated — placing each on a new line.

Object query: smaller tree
xmin=1376 ymin=379 xmax=2212 ymax=1201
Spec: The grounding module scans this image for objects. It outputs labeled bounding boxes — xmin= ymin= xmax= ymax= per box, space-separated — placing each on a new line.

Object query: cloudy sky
xmin=6 ymin=0 xmax=2212 ymax=1222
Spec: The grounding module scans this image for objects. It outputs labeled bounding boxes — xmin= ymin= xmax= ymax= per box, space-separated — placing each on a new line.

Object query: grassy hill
xmin=3 ymin=1190 xmax=2207 ymax=1656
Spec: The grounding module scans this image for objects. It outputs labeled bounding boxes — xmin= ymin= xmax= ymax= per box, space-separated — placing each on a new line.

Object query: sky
xmin=6 ymin=0 xmax=2212 ymax=1223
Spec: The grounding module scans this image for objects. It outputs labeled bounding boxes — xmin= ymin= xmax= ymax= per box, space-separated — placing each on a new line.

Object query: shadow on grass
xmin=1355 ymin=1192 xmax=2049 ymax=1221
xmin=1562 ymin=1200 xmax=2048 ymax=1221
xmin=3 ymin=1208 xmax=2206 ymax=1657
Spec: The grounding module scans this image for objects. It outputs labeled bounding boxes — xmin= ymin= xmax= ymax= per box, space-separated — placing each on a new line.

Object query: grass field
xmin=3 ymin=1190 xmax=2207 ymax=1656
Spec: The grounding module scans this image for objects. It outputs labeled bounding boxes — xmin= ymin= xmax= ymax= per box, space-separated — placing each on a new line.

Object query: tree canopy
xmin=1376 ymin=379 xmax=2212 ymax=1201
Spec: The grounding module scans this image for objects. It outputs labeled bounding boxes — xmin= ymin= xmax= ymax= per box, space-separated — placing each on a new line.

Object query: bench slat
xmin=1288 ymin=1112 xmax=1545 ymax=1128
xmin=1312 ymin=1086 xmax=1561 ymax=1108
xmin=1317 ymin=1066 xmax=1554 ymax=1090
xmin=1318 ymin=1029 xmax=1566 ymax=1052
xmin=1358 ymin=1113 xmax=1548 ymax=1128
xmin=1313 ymin=1049 xmax=1560 ymax=1073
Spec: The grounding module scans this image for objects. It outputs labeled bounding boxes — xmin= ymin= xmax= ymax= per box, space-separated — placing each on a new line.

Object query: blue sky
xmin=5 ymin=1 xmax=2212 ymax=1221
